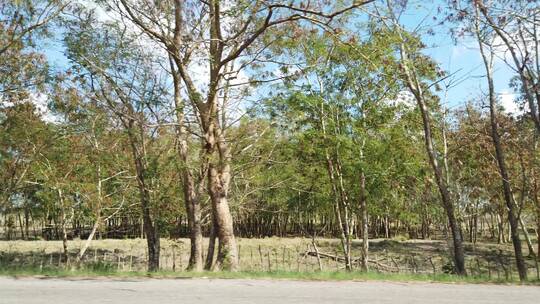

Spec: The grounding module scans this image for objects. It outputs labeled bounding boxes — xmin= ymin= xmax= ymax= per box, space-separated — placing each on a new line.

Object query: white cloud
xmin=498 ymin=91 xmax=522 ymax=116
xmin=0 ymin=93 xmax=59 ymax=123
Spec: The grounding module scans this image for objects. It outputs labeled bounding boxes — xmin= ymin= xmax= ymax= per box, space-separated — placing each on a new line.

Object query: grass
xmin=1 ymin=237 xmax=539 ymax=284
xmin=1 ymin=266 xmax=538 ymax=285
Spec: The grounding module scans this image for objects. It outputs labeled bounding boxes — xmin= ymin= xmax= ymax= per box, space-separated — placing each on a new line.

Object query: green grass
xmin=1 ymin=265 xmax=538 ymax=285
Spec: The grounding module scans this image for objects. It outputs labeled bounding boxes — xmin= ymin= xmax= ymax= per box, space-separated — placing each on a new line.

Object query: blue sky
xmin=41 ymin=0 xmax=519 ymax=114
xmin=396 ymin=0 xmax=517 ymax=112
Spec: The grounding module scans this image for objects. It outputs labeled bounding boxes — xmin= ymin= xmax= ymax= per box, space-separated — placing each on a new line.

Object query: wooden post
xmin=534 ymin=256 xmax=540 ymax=280
xmin=238 ymin=245 xmax=241 ymax=265
xmin=274 ymin=249 xmax=278 ymax=271
xmin=258 ymin=245 xmax=264 ymax=271
xmin=296 ymin=247 xmax=300 ymax=272
xmin=172 ymin=247 xmax=176 ymax=272
xmin=428 ymin=257 xmax=436 ymax=275
xmin=282 ymin=246 xmax=286 ymax=271
xmin=267 ymin=249 xmax=271 ymax=272
xmin=250 ymin=247 xmax=254 ymax=271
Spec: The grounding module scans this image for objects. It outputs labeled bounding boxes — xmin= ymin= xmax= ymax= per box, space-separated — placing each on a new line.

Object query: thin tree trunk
xmin=205 ymin=214 xmax=217 ymax=270
xmin=24 ymin=206 xmax=29 ymax=240
xmin=475 ymin=14 xmax=527 ymax=280
xmin=519 ymin=216 xmax=536 ymax=258
xmin=127 ymin=121 xmax=160 ymax=272
xmin=77 ymin=218 xmax=99 ymax=263
xmin=395 ymin=35 xmax=467 ymax=276
xmin=169 ymin=56 xmax=203 ymax=272
xmin=58 ymin=188 xmax=69 ymax=265
xmin=359 ymin=171 xmax=369 ymax=271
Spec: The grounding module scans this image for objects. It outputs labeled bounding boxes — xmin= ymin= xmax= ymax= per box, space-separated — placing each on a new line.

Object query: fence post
xmin=172 ymin=247 xmax=176 ymax=272
xmin=267 ymin=249 xmax=272 ymax=272
xmin=428 ymin=257 xmax=436 ymax=275
xmin=296 ymin=246 xmax=300 ymax=272
xmin=258 ymin=245 xmax=264 ymax=271
xmin=250 ymin=247 xmax=253 ymax=271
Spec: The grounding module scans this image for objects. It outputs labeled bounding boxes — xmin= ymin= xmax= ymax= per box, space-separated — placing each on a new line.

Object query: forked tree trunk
xmin=200 ymin=109 xmax=238 ymax=271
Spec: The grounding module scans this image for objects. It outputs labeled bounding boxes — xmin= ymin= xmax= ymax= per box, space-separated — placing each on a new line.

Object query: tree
xmin=65 ymin=13 xmax=171 ymax=271
xmin=473 ymin=2 xmax=528 ymax=281
xmin=382 ymin=0 xmax=467 ymax=275
xmin=0 ymin=0 xmax=66 ymax=101
xmin=109 ymin=0 xmax=375 ymax=271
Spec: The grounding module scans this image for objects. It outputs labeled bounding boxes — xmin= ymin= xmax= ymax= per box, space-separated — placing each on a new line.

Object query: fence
xmin=1 ymin=243 xmax=539 ymax=280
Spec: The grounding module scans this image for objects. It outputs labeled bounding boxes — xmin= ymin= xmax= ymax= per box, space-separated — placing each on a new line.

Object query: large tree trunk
xmin=475 ymin=16 xmax=527 ymax=280
xmin=200 ymin=108 xmax=238 ymax=271
xmin=208 ymin=162 xmax=238 ymax=271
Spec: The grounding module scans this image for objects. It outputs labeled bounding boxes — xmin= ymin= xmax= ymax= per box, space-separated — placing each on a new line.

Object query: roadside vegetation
xmin=1 ymin=238 xmax=539 ymax=283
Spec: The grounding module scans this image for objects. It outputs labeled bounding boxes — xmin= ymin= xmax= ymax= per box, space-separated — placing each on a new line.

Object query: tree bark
xmin=208 ymin=160 xmax=238 ymax=271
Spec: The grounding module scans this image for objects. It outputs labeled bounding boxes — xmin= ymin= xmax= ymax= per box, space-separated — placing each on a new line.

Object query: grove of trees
xmin=1 ymin=0 xmax=539 ymax=281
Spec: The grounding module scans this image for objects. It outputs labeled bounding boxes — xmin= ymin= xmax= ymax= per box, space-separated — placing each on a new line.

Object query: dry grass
xmin=0 ymin=237 xmax=538 ymax=280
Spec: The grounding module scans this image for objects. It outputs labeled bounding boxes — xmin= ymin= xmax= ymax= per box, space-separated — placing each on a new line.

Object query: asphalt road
xmin=1 ymin=277 xmax=539 ymax=304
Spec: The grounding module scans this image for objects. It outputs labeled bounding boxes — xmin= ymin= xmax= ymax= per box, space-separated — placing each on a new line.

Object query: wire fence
xmin=1 ymin=243 xmax=539 ymax=280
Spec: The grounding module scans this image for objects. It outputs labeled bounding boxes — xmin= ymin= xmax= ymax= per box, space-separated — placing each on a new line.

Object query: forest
xmin=1 ymin=0 xmax=540 ymax=282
